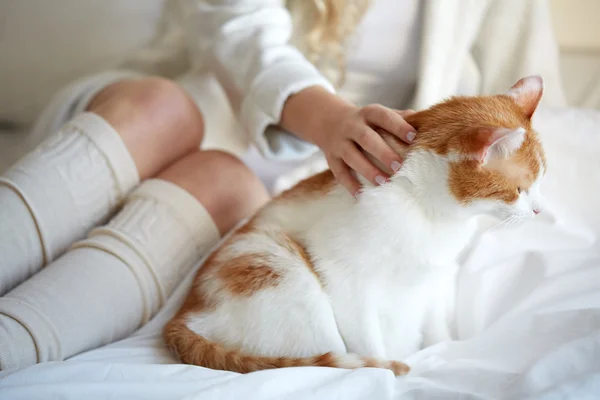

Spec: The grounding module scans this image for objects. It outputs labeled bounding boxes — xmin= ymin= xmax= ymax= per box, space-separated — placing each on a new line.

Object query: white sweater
xmin=338 ymin=0 xmax=422 ymax=109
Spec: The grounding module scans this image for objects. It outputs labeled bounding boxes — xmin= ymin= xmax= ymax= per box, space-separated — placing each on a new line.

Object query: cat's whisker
xmin=489 ymin=219 xmax=507 ymax=231
xmin=507 ymin=217 xmax=518 ymax=229
xmin=491 ymin=216 xmax=514 ymax=231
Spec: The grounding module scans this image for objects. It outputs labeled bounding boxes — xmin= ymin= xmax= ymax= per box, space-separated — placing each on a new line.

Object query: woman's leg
xmin=0 ymin=150 xmax=269 ymax=370
xmin=0 ymin=77 xmax=203 ymax=295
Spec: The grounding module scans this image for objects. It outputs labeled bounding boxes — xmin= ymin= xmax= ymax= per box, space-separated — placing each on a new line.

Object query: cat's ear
xmin=470 ymin=127 xmax=526 ymax=164
xmin=507 ymin=76 xmax=544 ymax=119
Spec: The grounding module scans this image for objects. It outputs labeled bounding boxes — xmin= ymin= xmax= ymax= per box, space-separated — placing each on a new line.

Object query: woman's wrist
xmin=280 ymin=86 xmax=355 ymax=148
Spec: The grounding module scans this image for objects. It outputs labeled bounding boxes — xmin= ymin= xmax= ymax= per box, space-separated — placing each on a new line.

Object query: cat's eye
xmin=517 ymin=187 xmax=523 ymax=194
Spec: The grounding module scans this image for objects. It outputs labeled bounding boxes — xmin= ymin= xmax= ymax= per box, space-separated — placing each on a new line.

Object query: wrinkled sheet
xmin=1 ymin=108 xmax=600 ymax=400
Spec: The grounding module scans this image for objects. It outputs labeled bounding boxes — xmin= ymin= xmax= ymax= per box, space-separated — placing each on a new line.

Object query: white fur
xmin=186 ymin=146 xmax=545 ymax=363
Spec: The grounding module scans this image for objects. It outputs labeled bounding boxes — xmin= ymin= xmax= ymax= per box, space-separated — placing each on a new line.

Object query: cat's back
xmin=255 ymin=170 xmax=351 ymax=235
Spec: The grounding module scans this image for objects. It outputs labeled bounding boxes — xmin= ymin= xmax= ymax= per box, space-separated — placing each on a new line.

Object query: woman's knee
xmin=157 ymin=150 xmax=270 ymax=235
xmin=87 ymin=77 xmax=205 ymax=179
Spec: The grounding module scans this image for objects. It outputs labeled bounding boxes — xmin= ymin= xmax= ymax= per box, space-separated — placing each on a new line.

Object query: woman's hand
xmin=281 ymin=87 xmax=416 ymax=196
xmin=317 ymin=104 xmax=416 ymax=196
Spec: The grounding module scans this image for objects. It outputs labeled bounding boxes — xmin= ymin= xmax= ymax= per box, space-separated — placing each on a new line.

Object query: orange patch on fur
xmin=278 ymin=232 xmax=323 ymax=284
xmin=278 ymin=170 xmax=336 ymax=199
xmin=405 ymin=95 xmax=545 ymax=204
xmin=218 ymin=254 xmax=281 ymax=297
xmin=448 ymin=160 xmax=520 ymax=204
xmin=405 ymin=96 xmax=529 ymax=156
xmin=313 ymin=352 xmax=337 ymax=367
xmin=448 ymin=129 xmax=544 ymax=204
xmin=234 ymin=220 xmax=256 ymax=235
xmin=362 ymin=357 xmax=379 ymax=368
xmin=385 ymin=360 xmax=411 ymax=375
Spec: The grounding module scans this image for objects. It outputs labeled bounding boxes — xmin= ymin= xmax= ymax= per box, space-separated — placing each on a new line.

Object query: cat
xmin=164 ymin=76 xmax=547 ymax=375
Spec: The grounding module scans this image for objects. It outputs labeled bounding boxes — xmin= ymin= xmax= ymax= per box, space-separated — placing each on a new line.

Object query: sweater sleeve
xmin=472 ymin=0 xmax=566 ymax=108
xmin=182 ymin=0 xmax=335 ymax=160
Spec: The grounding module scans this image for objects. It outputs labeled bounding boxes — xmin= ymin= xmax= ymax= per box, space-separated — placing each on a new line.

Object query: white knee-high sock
xmin=0 ymin=113 xmax=139 ymax=295
xmin=0 ymin=179 xmax=220 ymax=370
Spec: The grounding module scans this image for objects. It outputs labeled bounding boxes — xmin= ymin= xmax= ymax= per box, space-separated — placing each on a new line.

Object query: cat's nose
xmin=533 ymin=208 xmax=541 ymax=215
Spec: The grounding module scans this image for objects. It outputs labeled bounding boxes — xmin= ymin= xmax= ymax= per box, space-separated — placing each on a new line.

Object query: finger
xmin=356 ymin=127 xmax=403 ymax=173
xmin=341 ymin=142 xmax=389 ymax=187
xmin=394 ymin=109 xmax=416 ymax=118
xmin=375 ymin=128 xmax=410 ymax=162
xmin=328 ymin=156 xmax=361 ymax=197
xmin=363 ymin=104 xmax=417 ymax=144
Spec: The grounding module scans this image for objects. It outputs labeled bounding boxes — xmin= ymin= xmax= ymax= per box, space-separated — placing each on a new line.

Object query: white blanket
xmin=1 ymin=108 xmax=600 ymax=400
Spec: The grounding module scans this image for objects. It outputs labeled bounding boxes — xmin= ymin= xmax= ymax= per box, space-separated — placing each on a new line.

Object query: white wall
xmin=549 ymin=0 xmax=600 ymax=109
xmin=550 ymin=0 xmax=600 ymax=51
xmin=0 ymin=0 xmax=168 ymax=127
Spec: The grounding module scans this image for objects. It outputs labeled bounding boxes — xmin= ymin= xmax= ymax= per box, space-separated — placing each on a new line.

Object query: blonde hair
xmin=301 ymin=0 xmax=371 ymax=85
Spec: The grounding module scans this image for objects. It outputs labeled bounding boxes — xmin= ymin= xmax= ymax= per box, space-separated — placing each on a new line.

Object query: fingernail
xmin=391 ymin=161 xmax=402 ymax=172
xmin=375 ymin=175 xmax=386 ymax=185
xmin=407 ymin=131 xmax=416 ymax=142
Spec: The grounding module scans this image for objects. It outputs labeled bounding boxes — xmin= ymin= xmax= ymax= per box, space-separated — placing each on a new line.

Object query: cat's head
xmin=401 ymin=76 xmax=547 ymax=222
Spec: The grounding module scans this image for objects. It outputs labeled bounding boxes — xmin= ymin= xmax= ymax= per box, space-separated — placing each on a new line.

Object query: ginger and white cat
xmin=164 ymin=76 xmax=547 ymax=375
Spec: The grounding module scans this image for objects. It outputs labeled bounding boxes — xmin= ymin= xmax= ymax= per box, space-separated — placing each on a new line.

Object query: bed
xmin=1 ymin=107 xmax=599 ymax=399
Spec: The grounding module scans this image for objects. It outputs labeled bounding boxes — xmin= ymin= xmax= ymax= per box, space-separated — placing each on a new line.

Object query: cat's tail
xmin=164 ymin=317 xmax=410 ymax=376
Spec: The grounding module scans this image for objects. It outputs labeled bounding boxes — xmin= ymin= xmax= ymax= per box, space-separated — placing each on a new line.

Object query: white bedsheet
xmin=1 ymin=108 xmax=600 ymax=400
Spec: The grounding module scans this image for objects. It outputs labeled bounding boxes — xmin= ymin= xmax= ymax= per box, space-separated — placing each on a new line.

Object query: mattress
xmin=1 ymin=107 xmax=600 ymax=399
